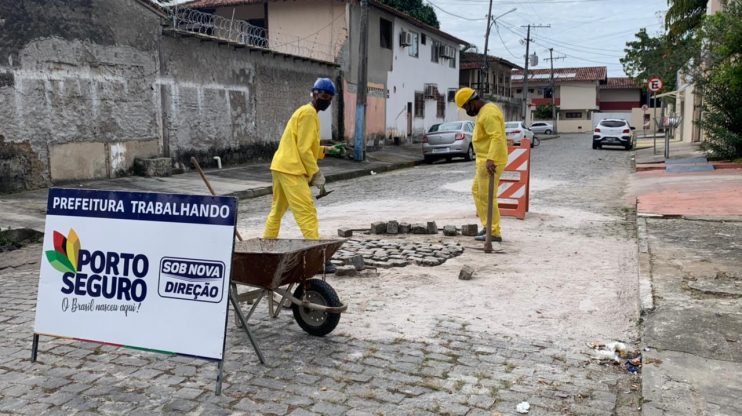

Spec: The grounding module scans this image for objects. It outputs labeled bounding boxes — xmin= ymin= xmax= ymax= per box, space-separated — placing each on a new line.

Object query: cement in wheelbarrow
xmin=231 ymin=238 xmax=345 ymax=290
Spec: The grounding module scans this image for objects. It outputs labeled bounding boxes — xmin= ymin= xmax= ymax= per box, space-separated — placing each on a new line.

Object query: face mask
xmin=315 ymin=98 xmax=332 ymax=111
xmin=466 ymin=107 xmax=478 ymax=117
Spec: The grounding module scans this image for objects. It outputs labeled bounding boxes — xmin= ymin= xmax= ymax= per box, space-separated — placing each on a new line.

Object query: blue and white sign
xmin=34 ymin=188 xmax=237 ymax=360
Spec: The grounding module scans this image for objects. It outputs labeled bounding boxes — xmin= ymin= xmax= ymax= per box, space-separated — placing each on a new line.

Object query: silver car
xmin=530 ymin=121 xmax=554 ymax=135
xmin=422 ymin=121 xmax=475 ymax=163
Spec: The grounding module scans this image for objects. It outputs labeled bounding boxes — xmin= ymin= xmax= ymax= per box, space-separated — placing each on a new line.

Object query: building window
xmin=436 ymin=94 xmax=445 ymax=118
xmin=565 ymin=112 xmax=583 ymax=119
xmin=431 ymin=41 xmax=440 ymax=63
xmin=449 ymin=53 xmax=456 ymax=69
xmin=408 ymin=32 xmax=419 ymax=57
xmin=380 ymin=18 xmax=392 ymax=49
xmin=544 ymin=87 xmax=553 ymax=98
xmin=516 ymin=88 xmax=522 ymax=94
xmin=447 ymin=88 xmax=456 ymax=102
xmin=421 ymin=33 xmax=426 ymax=45
xmin=414 ymin=92 xmax=424 ymax=117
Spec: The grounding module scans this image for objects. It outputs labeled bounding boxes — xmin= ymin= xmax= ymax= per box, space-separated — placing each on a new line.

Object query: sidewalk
xmin=630 ymin=139 xmax=742 ymax=415
xmin=0 ymin=144 xmax=424 ymax=232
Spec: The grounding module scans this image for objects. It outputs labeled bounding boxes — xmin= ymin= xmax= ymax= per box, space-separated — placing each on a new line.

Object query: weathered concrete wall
xmin=0 ymin=0 xmax=162 ymax=189
xmin=159 ymin=33 xmax=338 ymax=168
xmin=0 ymin=0 xmax=339 ymax=191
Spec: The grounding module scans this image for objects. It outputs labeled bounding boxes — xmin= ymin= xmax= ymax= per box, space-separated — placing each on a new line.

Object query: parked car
xmin=422 ymin=121 xmax=475 ymax=163
xmin=505 ymin=121 xmax=535 ymax=146
xmin=593 ymin=119 xmax=635 ymax=150
xmin=530 ymin=121 xmax=554 ymax=135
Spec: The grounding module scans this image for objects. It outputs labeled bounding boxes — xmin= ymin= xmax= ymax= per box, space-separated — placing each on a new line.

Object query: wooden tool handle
xmin=190 ymin=157 xmax=244 ymax=242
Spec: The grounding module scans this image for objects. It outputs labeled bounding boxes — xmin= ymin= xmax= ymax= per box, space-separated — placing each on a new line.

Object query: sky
xmin=428 ymin=0 xmax=668 ymax=76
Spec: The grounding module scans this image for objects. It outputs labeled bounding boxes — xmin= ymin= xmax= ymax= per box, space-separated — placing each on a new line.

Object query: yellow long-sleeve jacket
xmin=472 ymin=102 xmax=508 ymax=166
xmin=270 ymin=103 xmax=326 ymax=178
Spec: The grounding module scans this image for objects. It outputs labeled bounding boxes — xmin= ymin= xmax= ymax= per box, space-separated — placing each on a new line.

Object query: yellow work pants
xmin=263 ymin=171 xmax=319 ymax=240
xmin=471 ymin=159 xmax=504 ymax=237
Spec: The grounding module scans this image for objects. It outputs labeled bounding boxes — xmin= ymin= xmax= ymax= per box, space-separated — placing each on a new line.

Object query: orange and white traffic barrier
xmin=498 ymin=139 xmax=531 ymax=219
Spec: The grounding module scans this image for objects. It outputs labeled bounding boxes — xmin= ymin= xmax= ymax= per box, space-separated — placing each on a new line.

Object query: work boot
xmin=323 ymin=261 xmax=337 ymax=274
xmin=474 ymin=234 xmax=502 ymax=242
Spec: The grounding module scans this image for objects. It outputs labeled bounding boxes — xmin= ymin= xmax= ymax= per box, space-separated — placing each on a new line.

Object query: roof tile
xmin=512 ymin=66 xmax=607 ymax=84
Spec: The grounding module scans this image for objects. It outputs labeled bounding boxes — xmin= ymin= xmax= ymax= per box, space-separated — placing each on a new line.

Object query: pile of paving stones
xmin=338 ymin=221 xmax=479 ymax=238
xmin=330 ymin=238 xmax=465 ymax=276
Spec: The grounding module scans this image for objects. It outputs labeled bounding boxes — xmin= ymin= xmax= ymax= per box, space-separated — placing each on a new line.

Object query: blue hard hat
xmin=312 ymin=78 xmax=336 ymax=96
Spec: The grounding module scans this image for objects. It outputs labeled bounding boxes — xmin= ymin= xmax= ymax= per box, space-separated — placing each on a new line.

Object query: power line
xmin=495 ymin=23 xmax=519 ymax=60
xmin=426 ymin=0 xmax=487 ymax=21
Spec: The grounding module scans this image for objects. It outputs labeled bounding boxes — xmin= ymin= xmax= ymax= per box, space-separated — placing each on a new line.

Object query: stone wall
xmin=0 ymin=0 xmax=161 ymax=189
xmin=0 ymin=0 xmax=339 ymax=192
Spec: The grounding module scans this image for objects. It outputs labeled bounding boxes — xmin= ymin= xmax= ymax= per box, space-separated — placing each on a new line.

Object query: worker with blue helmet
xmin=263 ymin=77 xmax=345 ymax=272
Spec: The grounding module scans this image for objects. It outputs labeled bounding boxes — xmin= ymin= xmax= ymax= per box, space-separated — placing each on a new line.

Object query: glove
xmin=310 ymin=171 xmax=326 ymax=188
xmin=325 ymin=143 xmax=345 ymax=157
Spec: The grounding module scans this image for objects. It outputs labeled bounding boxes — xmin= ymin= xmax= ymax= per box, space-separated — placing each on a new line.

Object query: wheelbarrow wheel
xmin=291 ymin=279 xmax=341 ymax=336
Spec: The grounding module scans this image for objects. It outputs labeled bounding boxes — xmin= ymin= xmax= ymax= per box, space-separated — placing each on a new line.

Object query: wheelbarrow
xmin=228 ymin=238 xmax=347 ymax=363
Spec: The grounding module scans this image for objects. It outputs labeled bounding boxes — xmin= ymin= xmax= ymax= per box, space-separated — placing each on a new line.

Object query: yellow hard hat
xmin=455 ymin=87 xmax=477 ymax=108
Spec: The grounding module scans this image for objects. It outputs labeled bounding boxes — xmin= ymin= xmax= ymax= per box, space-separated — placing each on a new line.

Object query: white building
xmin=185 ymin=0 xmax=468 ymax=145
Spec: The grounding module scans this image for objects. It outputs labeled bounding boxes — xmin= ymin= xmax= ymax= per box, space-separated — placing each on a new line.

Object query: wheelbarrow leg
xmin=229 ymin=287 xmax=265 ymax=364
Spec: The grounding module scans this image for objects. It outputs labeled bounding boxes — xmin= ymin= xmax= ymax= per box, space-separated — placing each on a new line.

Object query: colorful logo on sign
xmin=158 ymin=257 xmax=225 ymax=303
xmin=45 ymin=229 xmax=81 ymax=274
xmin=45 ymin=228 xmax=150 ymax=302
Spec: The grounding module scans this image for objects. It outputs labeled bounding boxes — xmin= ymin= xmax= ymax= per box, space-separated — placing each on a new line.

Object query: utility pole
xmin=481 ymin=0 xmax=493 ymax=94
xmin=354 ymin=0 xmax=369 ymax=161
xmin=520 ymin=24 xmax=549 ymax=122
xmin=482 ymin=7 xmax=517 ymax=94
xmin=545 ymin=48 xmax=565 ymax=133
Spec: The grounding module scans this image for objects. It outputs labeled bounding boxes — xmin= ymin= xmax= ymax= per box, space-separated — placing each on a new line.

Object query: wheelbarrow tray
xmin=231 ymin=238 xmax=344 ymax=290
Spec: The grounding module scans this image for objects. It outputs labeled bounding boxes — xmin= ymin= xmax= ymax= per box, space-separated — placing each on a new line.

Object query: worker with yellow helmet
xmin=455 ymin=87 xmax=508 ymax=242
xmin=263 ymin=78 xmax=344 ymax=271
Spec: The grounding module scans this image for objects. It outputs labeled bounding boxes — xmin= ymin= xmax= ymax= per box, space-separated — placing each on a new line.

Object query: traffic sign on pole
xmin=648 ymin=77 xmax=663 ymax=92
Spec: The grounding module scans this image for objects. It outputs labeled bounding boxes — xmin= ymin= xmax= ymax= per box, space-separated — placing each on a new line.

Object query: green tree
xmin=534 ymin=104 xmax=557 ymax=120
xmin=620 ymin=28 xmax=699 ymax=92
xmin=665 ymin=0 xmax=708 ymax=39
xmin=694 ymin=1 xmax=742 ymax=159
xmin=380 ymin=0 xmax=440 ymax=28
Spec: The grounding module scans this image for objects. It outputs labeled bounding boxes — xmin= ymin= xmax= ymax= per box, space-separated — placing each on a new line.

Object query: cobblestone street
xmin=0 ymin=135 xmax=643 ymax=415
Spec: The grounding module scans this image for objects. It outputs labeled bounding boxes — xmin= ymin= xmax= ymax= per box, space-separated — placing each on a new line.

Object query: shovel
xmin=316 ymin=184 xmax=334 ymax=199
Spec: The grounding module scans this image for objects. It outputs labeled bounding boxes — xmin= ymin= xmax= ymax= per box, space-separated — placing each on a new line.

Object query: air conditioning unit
xmin=424 ymin=84 xmax=438 ymax=99
xmin=399 ymin=31 xmax=413 ymax=47
xmin=439 ymin=45 xmax=455 ymax=59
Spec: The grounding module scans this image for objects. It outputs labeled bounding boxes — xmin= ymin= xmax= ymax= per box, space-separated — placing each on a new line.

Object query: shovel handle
xmin=484 ymin=171 xmax=495 ymax=253
xmin=191 ymin=157 xmax=244 ymax=242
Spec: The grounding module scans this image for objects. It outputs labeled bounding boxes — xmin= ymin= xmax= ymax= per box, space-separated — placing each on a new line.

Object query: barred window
xmin=436 ymin=94 xmax=445 ymax=118
xmin=414 ymin=92 xmax=424 ymax=118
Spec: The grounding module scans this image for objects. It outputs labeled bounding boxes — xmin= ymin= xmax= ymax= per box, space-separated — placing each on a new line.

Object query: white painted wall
xmin=560 ymin=84 xmax=598 ymax=110
xmin=385 ymin=20 xmax=460 ymax=138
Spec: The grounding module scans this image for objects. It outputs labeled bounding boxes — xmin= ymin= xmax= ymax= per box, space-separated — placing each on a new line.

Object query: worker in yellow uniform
xmin=263 ymin=78 xmax=344 ymax=271
xmin=455 ymin=87 xmax=508 ymax=242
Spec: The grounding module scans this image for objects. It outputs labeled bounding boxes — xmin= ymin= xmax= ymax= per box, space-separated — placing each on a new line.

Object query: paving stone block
xmin=458 ymin=265 xmax=475 ymax=280
xmin=337 ymin=228 xmax=353 ymax=237
xmin=426 ymin=221 xmax=438 ymax=234
xmin=399 ymin=222 xmax=411 ymax=233
xmin=461 ymin=224 xmax=479 ymax=236
xmin=386 ymin=220 xmax=399 ymax=234
xmin=411 ymin=223 xmax=427 ymax=234
xmin=370 ymin=222 xmax=387 ymax=234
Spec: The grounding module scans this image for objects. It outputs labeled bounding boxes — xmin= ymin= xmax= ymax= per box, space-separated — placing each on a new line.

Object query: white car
xmin=530 ymin=122 xmax=554 ymax=135
xmin=505 ymin=121 xmax=535 ymax=146
xmin=593 ymin=119 xmax=635 ymax=150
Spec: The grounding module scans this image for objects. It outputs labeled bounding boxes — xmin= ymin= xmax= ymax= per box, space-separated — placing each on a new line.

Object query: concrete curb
xmin=636 ymin=217 xmax=654 ymax=314
xmin=538 ymin=134 xmax=560 ymax=141
xmin=225 ymin=159 xmax=421 ymax=201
